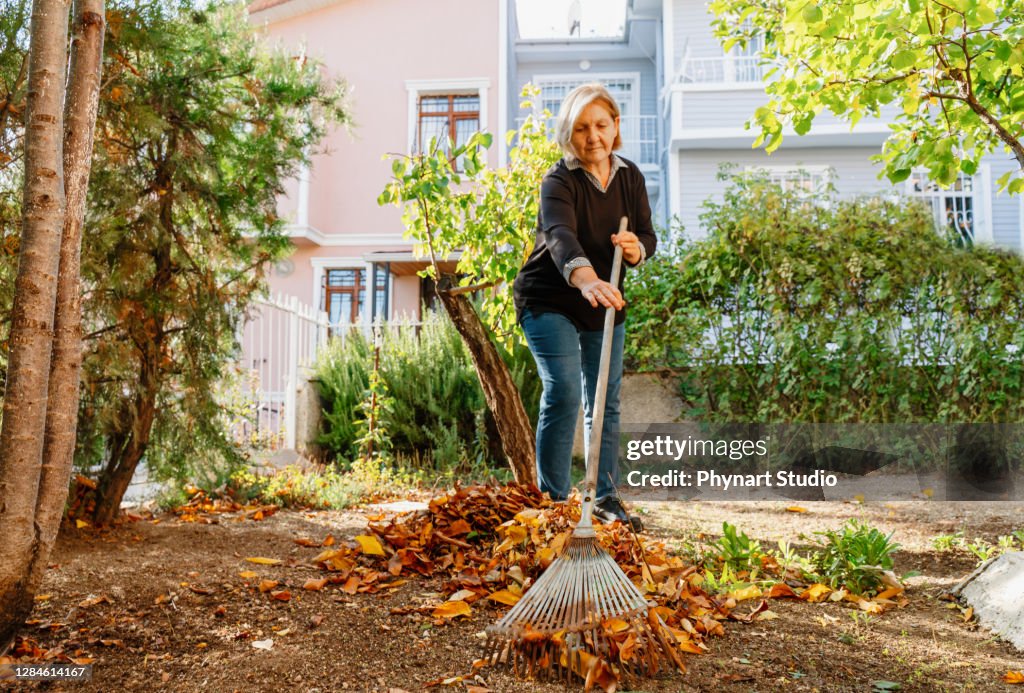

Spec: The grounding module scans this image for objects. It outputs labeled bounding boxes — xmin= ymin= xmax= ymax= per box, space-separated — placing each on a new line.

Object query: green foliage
xmin=379 ymin=85 xmax=561 ymax=345
xmin=225 ymin=461 xmax=397 ymax=510
xmin=930 ymin=530 xmax=1022 ymax=565
xmin=313 ymin=312 xmax=541 ymax=474
xmin=807 ymin=520 xmax=901 ymax=596
xmin=710 ymin=521 xmax=765 ymax=572
xmin=625 ymin=172 xmax=1024 ymax=423
xmin=709 ymin=0 xmax=1024 ymax=192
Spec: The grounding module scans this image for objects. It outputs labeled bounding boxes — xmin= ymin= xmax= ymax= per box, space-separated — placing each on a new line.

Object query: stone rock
xmin=952 ymin=551 xmax=1024 ymax=651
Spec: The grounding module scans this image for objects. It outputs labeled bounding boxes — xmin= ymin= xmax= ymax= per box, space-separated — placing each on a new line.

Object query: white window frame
xmin=904 ymin=165 xmax=993 ymax=245
xmin=530 ymin=72 xmax=642 ymax=120
xmin=405 ymin=78 xmax=490 ymax=155
xmin=744 ymin=164 xmax=833 ymax=199
xmin=310 ymin=257 xmax=392 ymax=330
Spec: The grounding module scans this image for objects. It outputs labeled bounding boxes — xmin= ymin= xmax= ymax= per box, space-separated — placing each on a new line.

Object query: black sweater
xmin=513 ymin=156 xmax=656 ymax=331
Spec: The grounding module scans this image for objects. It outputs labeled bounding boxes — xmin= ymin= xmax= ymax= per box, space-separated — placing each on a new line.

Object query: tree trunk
xmin=435 ymin=288 xmax=536 ymax=485
xmin=92 ymin=380 xmax=158 ymax=526
xmin=0 ymin=0 xmax=71 ymax=655
xmin=25 ymin=0 xmax=106 ymax=614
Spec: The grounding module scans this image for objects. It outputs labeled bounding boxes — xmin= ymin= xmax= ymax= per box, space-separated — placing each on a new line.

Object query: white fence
xmin=235 ymin=294 xmax=329 ymax=451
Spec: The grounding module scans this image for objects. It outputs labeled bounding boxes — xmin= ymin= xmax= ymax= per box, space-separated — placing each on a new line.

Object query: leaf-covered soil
xmin=7 ymin=498 xmax=1024 ymax=692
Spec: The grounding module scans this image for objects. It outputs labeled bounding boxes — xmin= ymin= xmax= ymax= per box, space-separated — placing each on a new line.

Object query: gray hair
xmin=554 ymin=82 xmax=622 ymax=158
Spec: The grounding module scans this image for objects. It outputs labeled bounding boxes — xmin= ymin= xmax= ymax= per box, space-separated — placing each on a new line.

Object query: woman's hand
xmin=570 ymin=266 xmax=624 ymax=310
xmin=611 ymin=230 xmax=642 ymax=265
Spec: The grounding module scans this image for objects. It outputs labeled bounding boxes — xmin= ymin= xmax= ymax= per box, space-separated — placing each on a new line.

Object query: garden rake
xmin=485 ymin=217 xmax=686 ymax=685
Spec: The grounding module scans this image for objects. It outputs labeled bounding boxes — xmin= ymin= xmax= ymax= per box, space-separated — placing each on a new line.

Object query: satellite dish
xmin=568 ymin=0 xmax=581 ymax=36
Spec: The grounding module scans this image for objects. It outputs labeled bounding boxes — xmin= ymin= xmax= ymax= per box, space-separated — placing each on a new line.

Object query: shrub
xmin=807 ymin=520 xmax=901 ymax=596
xmin=313 ymin=311 xmax=541 ymax=473
xmin=626 ymin=170 xmax=1024 ymax=424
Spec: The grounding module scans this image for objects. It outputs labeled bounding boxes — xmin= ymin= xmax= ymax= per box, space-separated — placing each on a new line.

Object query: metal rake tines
xmin=484 ymin=536 xmax=687 ymax=684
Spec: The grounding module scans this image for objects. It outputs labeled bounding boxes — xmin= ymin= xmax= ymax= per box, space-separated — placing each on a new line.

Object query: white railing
xmin=513 ymin=114 xmax=659 ymax=166
xmin=236 ymin=293 xmax=329 ymax=451
xmin=676 ymin=55 xmax=766 ymax=85
xmin=232 ymin=296 xmax=429 ymax=453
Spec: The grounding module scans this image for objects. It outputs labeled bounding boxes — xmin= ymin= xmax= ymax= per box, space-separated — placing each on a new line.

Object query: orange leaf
xmin=432 ymin=600 xmax=471 ymax=619
xmin=766 ymin=583 xmax=798 ymax=599
xmin=303 ymin=578 xmax=327 ymax=591
xmin=785 ymin=506 xmax=808 ymax=513
xmin=270 ymin=590 xmax=291 ymax=602
xmin=800 ymin=583 xmax=832 ymax=603
xmin=239 ymin=571 xmax=258 ymax=579
xmin=602 ymin=618 xmax=630 ymax=633
xmin=258 ymin=579 xmax=279 ymax=593
xmin=341 ymin=576 xmax=361 ymax=595
xmin=1004 ymin=671 xmax=1024 ymax=684
xmin=487 ymin=590 xmax=521 ymax=606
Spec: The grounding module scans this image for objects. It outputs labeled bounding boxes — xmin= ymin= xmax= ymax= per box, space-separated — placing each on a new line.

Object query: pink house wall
xmin=250 ymin=0 xmax=504 ymax=320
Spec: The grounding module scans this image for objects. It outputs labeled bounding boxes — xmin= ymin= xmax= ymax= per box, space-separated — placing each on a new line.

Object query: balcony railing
xmin=677 ymin=55 xmax=766 ymax=85
xmin=514 ymin=114 xmax=659 ymax=166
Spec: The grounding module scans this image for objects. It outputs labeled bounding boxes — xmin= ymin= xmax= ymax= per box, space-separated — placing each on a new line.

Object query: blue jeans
xmin=520 ymin=310 xmax=624 ymax=502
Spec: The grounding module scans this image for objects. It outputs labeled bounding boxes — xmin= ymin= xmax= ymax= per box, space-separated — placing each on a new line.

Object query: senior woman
xmin=513 ymin=82 xmax=656 ymax=531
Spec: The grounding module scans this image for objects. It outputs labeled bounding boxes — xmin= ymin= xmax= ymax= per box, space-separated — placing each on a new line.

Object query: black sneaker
xmin=593 ymin=496 xmax=644 ymax=532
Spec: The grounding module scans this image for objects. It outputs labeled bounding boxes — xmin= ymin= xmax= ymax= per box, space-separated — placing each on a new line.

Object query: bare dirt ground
xmin=5 ymin=498 xmax=1024 ymax=692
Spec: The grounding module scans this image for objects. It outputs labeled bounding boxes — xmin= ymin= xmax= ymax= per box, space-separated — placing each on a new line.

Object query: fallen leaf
xmin=245 ymin=557 xmax=282 ymax=566
xmin=766 ymin=583 xmax=798 ymax=599
xmin=1004 ymin=671 xmax=1024 ymax=684
xmin=487 ymin=589 xmax=521 ymax=606
xmin=78 ymin=595 xmax=112 ymax=608
xmin=303 ymin=578 xmax=328 ymax=591
xmin=293 ymin=537 xmax=320 ymax=547
xmin=355 ymin=535 xmax=386 ymax=556
xmin=239 ymin=571 xmax=258 ymax=579
xmin=432 ymin=600 xmax=471 ymax=619
xmin=258 ymin=579 xmax=279 ymax=593
xmin=449 ymin=589 xmax=476 ymax=602
xmin=213 ymin=605 xmax=227 ymax=618
xmin=75 ymin=519 xmax=90 ymax=529
xmin=251 ymin=639 xmax=274 ymax=651
xmin=729 ymin=585 xmax=762 ymax=602
xmin=310 ymin=614 xmax=324 ymax=628
xmin=875 ymin=587 xmax=903 ymax=601
xmin=756 ymin=610 xmax=779 ymax=621
xmin=33 ymin=595 xmax=51 ymax=602
xmin=341 ymin=576 xmax=360 ymax=594
xmin=785 ymin=506 xmax=808 ymax=513
xmin=961 ymin=606 xmax=974 ymax=622
xmin=801 ymin=584 xmax=832 ymax=603
xmin=270 ymin=590 xmax=291 ymax=602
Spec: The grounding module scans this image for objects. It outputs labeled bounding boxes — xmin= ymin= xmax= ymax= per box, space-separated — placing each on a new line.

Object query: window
xmin=906 ymin=171 xmax=976 ymax=246
xmin=323 ymin=268 xmax=387 ymax=327
xmin=407 ymin=79 xmax=489 ymax=173
xmin=416 ymin=94 xmax=480 ymax=163
xmin=535 ymin=76 xmax=638 ymax=120
xmin=748 ymin=166 xmax=832 ymax=199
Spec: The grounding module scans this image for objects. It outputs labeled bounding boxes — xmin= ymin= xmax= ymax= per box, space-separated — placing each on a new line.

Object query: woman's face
xmin=570 ymin=100 xmax=619 ymax=171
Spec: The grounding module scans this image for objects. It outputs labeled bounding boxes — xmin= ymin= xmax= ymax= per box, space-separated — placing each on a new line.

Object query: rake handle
xmin=576 ymin=216 xmax=627 ymax=536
